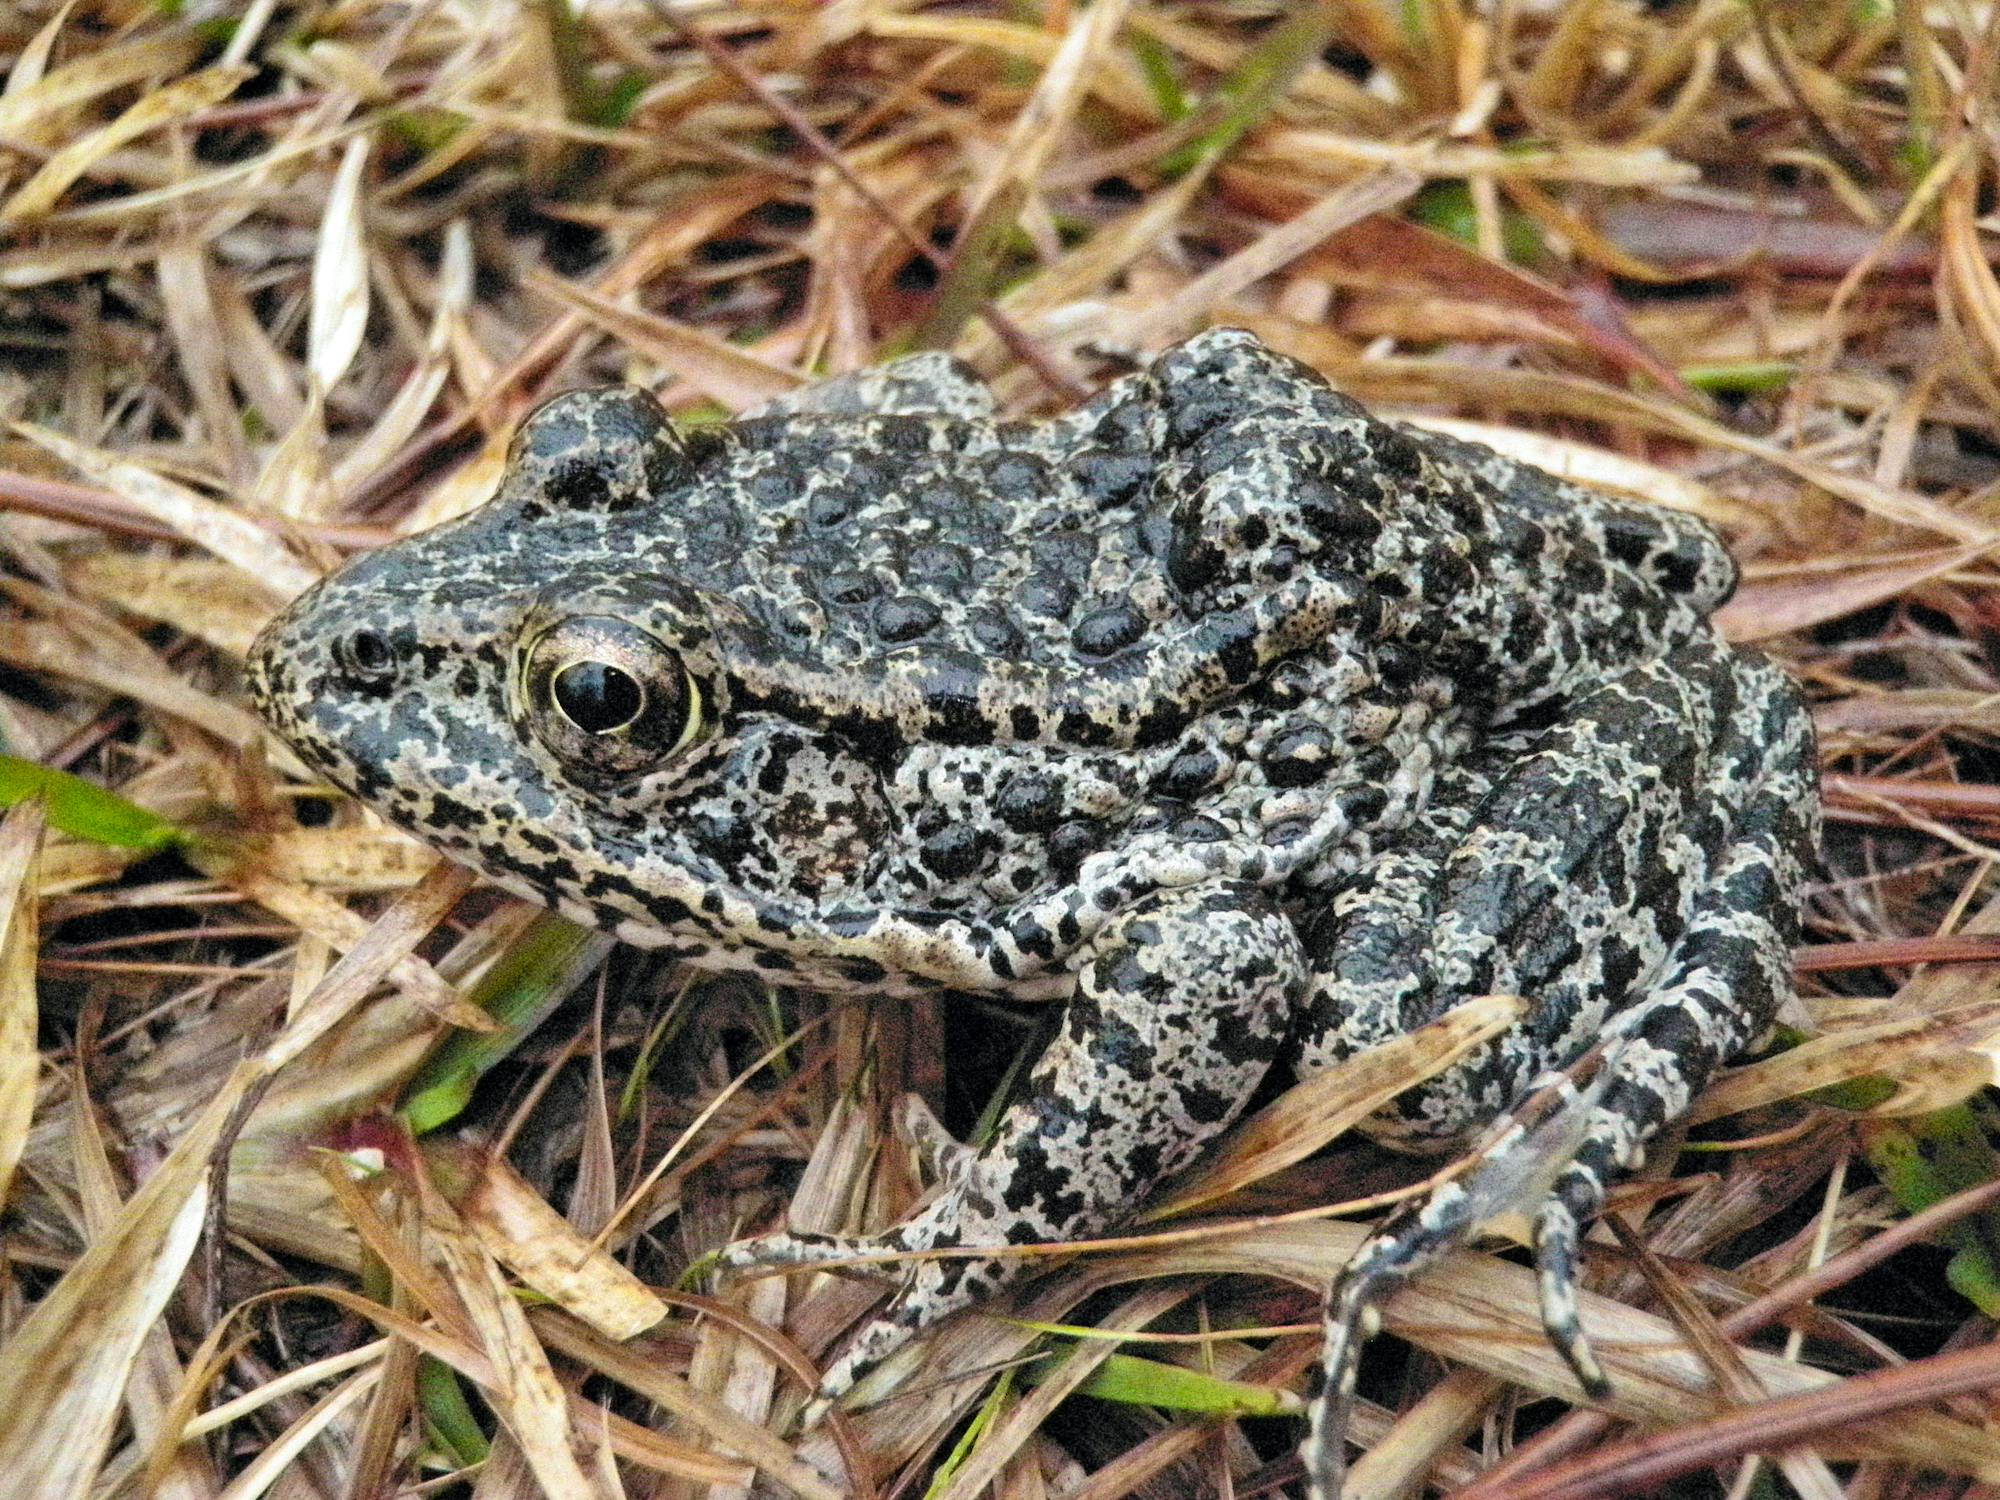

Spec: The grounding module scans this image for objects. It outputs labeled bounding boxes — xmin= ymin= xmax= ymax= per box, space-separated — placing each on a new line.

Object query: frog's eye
xmin=521 ymin=616 xmax=708 ymax=780
xmin=333 ymin=628 xmax=398 ymax=686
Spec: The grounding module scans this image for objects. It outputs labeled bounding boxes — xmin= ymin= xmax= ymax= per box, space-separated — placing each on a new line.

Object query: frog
xmin=245 ymin=328 xmax=1819 ymax=1497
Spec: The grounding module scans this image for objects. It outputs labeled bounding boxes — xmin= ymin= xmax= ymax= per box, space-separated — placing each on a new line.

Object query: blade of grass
xmin=1157 ymin=3 xmax=1333 ymax=176
xmin=1023 ymin=1348 xmax=1298 ymax=1417
xmin=401 ymin=913 xmax=614 ymax=1133
xmin=0 ymin=757 xmax=182 ymax=851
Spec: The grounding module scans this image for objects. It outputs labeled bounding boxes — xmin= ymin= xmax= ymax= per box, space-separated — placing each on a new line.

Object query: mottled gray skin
xmin=246 ymin=331 xmax=1818 ymax=1496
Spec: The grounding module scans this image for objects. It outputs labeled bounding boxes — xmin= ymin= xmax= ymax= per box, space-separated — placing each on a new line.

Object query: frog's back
xmin=637 ymin=331 xmax=1734 ymax=752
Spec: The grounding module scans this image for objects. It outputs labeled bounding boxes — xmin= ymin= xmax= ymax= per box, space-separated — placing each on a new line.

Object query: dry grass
xmin=0 ymin=2 xmax=1998 ymax=1497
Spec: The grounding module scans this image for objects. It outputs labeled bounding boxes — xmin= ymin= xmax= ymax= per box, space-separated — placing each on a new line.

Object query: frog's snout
xmin=245 ymin=589 xmax=337 ymax=749
xmin=243 ymin=611 xmax=289 ymax=723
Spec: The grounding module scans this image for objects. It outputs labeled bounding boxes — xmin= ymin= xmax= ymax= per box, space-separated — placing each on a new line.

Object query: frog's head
xmin=247 ymin=387 xmax=928 ymax=974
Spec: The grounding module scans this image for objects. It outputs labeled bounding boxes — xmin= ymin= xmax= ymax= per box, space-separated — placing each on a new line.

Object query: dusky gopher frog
xmin=247 ymin=329 xmax=1819 ymax=1494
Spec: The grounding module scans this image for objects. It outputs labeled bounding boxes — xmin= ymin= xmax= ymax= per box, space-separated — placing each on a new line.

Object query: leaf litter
xmin=0 ymin=3 xmax=1999 ymax=1497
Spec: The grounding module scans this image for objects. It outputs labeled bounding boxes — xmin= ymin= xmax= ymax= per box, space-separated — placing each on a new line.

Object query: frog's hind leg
xmin=1528 ymin=681 xmax=1815 ymax=1391
xmin=1295 ymin=639 xmax=1816 ymax=1498
xmin=721 ymin=881 xmax=1305 ymax=1408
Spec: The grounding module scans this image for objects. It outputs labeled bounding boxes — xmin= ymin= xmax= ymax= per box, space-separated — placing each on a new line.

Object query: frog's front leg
xmin=722 ymin=882 xmax=1305 ymax=1403
xmin=1296 ymin=637 xmax=1816 ymax=1498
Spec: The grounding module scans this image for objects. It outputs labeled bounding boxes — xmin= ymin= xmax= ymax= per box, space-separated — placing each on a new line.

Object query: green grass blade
xmin=1132 ymin=32 xmax=1191 ymax=121
xmin=921 ymin=1365 xmax=1017 ymax=1498
xmin=1158 ymin=4 xmax=1332 ymax=177
xmin=417 ymin=1355 xmax=489 ymax=1466
xmin=0 ymin=756 xmax=182 ymax=851
xmin=1863 ymin=1105 xmax=2000 ymax=1317
xmin=1680 ymin=361 xmax=1799 ymax=396
xmin=401 ymin=912 xmax=615 ymax=1134
xmin=1024 ymin=1347 xmax=1299 ymax=1416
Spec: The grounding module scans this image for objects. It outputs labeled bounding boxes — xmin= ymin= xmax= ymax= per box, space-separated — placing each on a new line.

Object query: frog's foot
xmin=893 ymin=1092 xmax=976 ymax=1183
xmin=1295 ymin=640 xmax=1817 ymax=1498
xmin=716 ymin=1214 xmax=1004 ymax=1423
xmin=1301 ymin=1045 xmax=1620 ymax=1493
xmin=723 ymin=882 xmax=1305 ymax=1412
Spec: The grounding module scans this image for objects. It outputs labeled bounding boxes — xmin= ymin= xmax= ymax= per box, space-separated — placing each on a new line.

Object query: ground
xmin=0 ymin=4 xmax=1998 ymax=1498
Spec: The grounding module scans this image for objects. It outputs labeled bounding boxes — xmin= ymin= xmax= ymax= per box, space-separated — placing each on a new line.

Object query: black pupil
xmin=553 ymin=660 xmax=643 ymax=733
xmin=345 ymin=630 xmax=393 ymax=675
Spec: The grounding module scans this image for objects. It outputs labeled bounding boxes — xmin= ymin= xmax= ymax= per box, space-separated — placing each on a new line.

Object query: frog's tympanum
xmin=248 ymin=331 xmax=1818 ymax=1495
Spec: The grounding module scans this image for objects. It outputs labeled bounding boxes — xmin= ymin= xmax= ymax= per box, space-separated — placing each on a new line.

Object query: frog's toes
xmin=1534 ymin=1193 xmax=1610 ymax=1397
xmin=1298 ymin=1051 xmax=1617 ymax=1495
xmin=896 ymin=1092 xmax=976 ymax=1183
xmin=721 ymin=1224 xmax=1006 ymax=1407
xmin=717 ymin=1225 xmax=905 ymax=1274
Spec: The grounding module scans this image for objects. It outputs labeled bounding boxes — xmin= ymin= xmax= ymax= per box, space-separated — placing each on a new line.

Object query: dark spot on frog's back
xmin=1166 ymin=536 xmax=1224 ymax=598
xmin=1374 ymin=643 xmax=1421 ymax=690
xmin=919 ymin=822 xmax=989 ymax=880
xmin=1072 ymin=602 xmax=1147 ymax=658
xmin=1371 ymin=424 xmax=1426 ymax=479
xmin=1255 ymin=657 xmax=1315 ymax=708
xmin=907 ymin=542 xmax=971 ymax=585
xmin=1263 ymin=815 xmax=1314 ymax=846
xmin=1337 ymin=782 xmax=1390 ymax=827
xmin=1133 ymin=698 xmax=1194 ymax=746
xmin=543 ymin=453 xmax=613 ymax=511
xmin=1295 ymin=473 xmax=1380 ymax=543
xmin=1156 ymin=748 xmax=1221 ymax=800
xmin=1189 ymin=610 xmax=1260 ymax=686
xmin=913 ymin=475 xmax=976 ymax=515
xmin=839 ymin=451 xmax=891 ymax=495
xmin=1565 ymin=552 xmax=1608 ymax=597
xmin=873 ymin=595 xmax=942 ymax=642
xmin=1057 ymin=709 xmax=1116 ymax=748
xmin=1162 ymin=380 xmax=1236 ymax=447
xmin=809 ymin=488 xmax=857 ymax=529
xmin=1072 ymin=446 xmax=1152 ymax=509
xmin=821 ymin=569 xmax=877 ymax=605
xmin=996 ymin=770 xmax=1063 ymax=832
xmin=1603 ymin=519 xmax=1651 ymax=569
xmin=1655 ymin=537 xmax=1709 ymax=595
xmin=1185 ymin=418 xmax=1271 ymax=480
xmin=1044 ymin=820 xmax=1102 ymax=882
xmin=749 ymin=466 xmax=799 ymax=508
xmin=975 ymin=450 xmax=1052 ymax=500
xmin=968 ymin=608 xmax=1023 ymax=655
xmin=1018 ymin=574 xmax=1077 ymax=621
xmin=1421 ymin=538 xmax=1476 ymax=596
xmin=1265 ymin=725 xmax=1336 ymax=787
